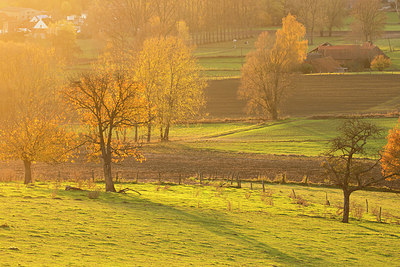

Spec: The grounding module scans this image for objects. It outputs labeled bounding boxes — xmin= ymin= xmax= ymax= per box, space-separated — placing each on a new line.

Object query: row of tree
xmin=3 ymin=0 xmax=390 ymax=46
xmin=87 ymin=0 xmax=388 ymax=48
xmin=0 ymin=36 xmax=206 ymax=192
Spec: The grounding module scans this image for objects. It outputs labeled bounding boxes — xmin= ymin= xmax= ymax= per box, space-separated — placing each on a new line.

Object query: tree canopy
xmin=239 ymin=14 xmax=307 ymax=120
xmin=0 ymin=42 xmax=74 ymax=184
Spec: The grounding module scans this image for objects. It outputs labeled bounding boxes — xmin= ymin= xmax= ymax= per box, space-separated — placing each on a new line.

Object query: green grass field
xmin=161 ymin=118 xmax=399 ymax=157
xmin=1 ymin=181 xmax=399 ymax=266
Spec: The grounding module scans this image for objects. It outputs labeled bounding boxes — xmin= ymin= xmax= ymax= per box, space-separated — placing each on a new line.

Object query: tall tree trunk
xmin=23 ymin=160 xmax=32 ymax=184
xmin=163 ymin=124 xmax=170 ymax=141
xmin=160 ymin=126 xmax=163 ymax=141
xmin=134 ymin=124 xmax=138 ymax=143
xmin=147 ymin=123 xmax=152 ymax=143
xmin=103 ymin=157 xmax=116 ymax=192
xmin=342 ymin=190 xmax=351 ymax=223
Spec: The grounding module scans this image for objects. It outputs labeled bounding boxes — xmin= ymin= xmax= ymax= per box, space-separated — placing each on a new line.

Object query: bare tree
xmin=323 ymin=0 xmax=347 ymax=37
xmin=289 ymin=0 xmax=322 ymax=45
xmin=390 ymin=0 xmax=400 ymax=21
xmin=64 ymin=55 xmax=147 ymax=192
xmin=323 ymin=119 xmax=395 ymax=223
xmin=351 ymin=0 xmax=386 ymax=41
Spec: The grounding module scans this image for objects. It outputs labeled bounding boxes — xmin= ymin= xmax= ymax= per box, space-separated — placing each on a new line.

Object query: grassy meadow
xmin=3 ymin=10 xmax=400 ymax=267
xmin=1 ymin=181 xmax=399 ymax=266
xmin=147 ymin=118 xmax=398 ymax=157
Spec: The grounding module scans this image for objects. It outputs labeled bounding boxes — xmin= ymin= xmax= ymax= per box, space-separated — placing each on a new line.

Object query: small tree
xmin=323 ymin=0 xmax=347 ymax=37
xmin=239 ymin=14 xmax=307 ymax=120
xmin=322 ymin=118 xmax=394 ymax=223
xmin=0 ymin=42 xmax=74 ymax=184
xmin=371 ymin=55 xmax=392 ymax=71
xmin=64 ymin=55 xmax=147 ymax=192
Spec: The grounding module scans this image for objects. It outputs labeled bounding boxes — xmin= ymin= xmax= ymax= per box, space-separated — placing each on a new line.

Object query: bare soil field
xmin=206 ymin=74 xmax=400 ymax=119
xmin=2 ymin=147 xmax=396 ymax=188
xmin=0 ymin=150 xmax=323 ymax=183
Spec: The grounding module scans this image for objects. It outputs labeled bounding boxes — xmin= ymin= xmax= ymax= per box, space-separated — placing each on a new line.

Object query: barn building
xmin=307 ymin=42 xmax=389 ymax=72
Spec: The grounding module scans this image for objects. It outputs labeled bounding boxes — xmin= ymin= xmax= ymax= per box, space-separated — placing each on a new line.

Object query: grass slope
xmin=163 ymin=118 xmax=398 ymax=157
xmin=1 ymin=182 xmax=400 ymax=266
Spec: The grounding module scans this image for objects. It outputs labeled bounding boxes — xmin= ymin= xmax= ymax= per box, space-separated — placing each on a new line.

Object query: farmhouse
xmin=0 ymin=7 xmax=49 ymax=36
xmin=0 ymin=7 xmax=44 ymax=22
xmin=307 ymin=42 xmax=388 ymax=72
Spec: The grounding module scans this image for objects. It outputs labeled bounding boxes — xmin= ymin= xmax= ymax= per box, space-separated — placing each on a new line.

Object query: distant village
xmin=0 ymin=6 xmax=87 ymax=38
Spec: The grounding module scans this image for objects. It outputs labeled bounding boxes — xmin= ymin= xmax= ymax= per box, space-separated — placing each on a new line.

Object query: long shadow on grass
xmin=356 ymin=223 xmax=400 ymax=239
xmin=92 ymin=191 xmax=333 ymax=266
xmin=28 ymin=184 xmax=332 ymax=265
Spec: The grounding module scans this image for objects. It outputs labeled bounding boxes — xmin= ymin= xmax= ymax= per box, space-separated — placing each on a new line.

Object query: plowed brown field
xmin=205 ymin=74 xmax=400 ymax=119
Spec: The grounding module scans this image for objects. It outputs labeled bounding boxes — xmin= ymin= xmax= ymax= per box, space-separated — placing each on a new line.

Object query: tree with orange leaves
xmin=64 ymin=54 xmax=148 ymax=192
xmin=0 ymin=42 xmax=75 ymax=184
xmin=381 ymin=120 xmax=400 ymax=181
xmin=239 ymin=14 xmax=308 ymax=120
xmin=135 ymin=36 xmax=206 ymax=142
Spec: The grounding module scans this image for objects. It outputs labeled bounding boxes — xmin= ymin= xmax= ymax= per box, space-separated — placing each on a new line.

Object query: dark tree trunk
xmin=162 ymin=124 xmax=170 ymax=142
xmin=134 ymin=124 xmax=138 ymax=143
xmin=147 ymin=123 xmax=152 ymax=143
xmin=328 ymin=26 xmax=333 ymax=37
xmin=342 ymin=190 xmax=351 ymax=223
xmin=160 ymin=126 xmax=164 ymax=141
xmin=23 ymin=160 xmax=32 ymax=184
xmin=103 ymin=157 xmax=116 ymax=192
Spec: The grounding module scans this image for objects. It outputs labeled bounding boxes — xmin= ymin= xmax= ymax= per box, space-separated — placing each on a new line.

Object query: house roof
xmin=310 ymin=56 xmax=342 ymax=73
xmin=310 ymin=42 xmax=387 ymax=61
